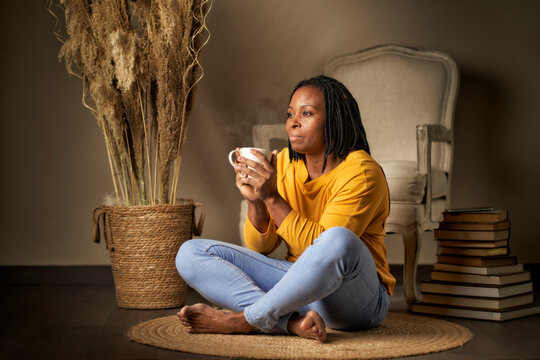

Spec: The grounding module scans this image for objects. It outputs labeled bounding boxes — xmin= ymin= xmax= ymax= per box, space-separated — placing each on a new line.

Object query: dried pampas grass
xmin=50 ymin=0 xmax=211 ymax=205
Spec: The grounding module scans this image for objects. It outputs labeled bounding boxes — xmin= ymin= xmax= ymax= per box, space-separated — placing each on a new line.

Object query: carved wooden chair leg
xmin=402 ymin=227 xmax=421 ymax=309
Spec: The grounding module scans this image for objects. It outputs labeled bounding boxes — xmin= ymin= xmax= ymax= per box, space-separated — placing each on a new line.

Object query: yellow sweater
xmin=244 ymin=148 xmax=396 ymax=295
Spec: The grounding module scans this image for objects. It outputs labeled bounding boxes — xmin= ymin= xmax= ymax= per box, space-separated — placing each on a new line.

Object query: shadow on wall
xmin=450 ymin=68 xmax=540 ymax=262
xmin=451 ymin=69 xmax=507 ymax=209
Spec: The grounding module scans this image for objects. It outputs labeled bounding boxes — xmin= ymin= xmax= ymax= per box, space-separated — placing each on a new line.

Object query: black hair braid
xmin=288 ymin=75 xmax=370 ymax=173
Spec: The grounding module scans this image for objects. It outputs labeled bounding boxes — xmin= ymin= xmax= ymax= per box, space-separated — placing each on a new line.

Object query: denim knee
xmin=176 ymin=239 xmax=203 ymax=283
xmin=314 ymin=226 xmax=364 ymax=258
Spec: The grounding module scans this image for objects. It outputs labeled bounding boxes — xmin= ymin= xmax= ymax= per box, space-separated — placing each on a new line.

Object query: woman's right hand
xmin=236 ymin=174 xmax=261 ymax=203
xmin=233 ymin=150 xmax=261 ymax=203
xmin=233 ymin=148 xmax=291 ymax=230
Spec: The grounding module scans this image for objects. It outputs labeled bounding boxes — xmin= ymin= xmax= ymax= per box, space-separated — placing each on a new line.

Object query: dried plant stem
xmin=170 ymin=0 xmax=212 ymax=203
xmin=119 ymin=158 xmax=131 ymax=206
xmin=101 ymin=122 xmax=126 ymax=205
xmin=137 ymin=82 xmax=154 ymax=205
xmin=52 ymin=0 xmax=211 ymax=206
xmin=153 ymin=136 xmax=159 ymax=204
xmin=101 ymin=120 xmax=122 ymax=206
xmin=123 ymin=127 xmax=137 ymax=204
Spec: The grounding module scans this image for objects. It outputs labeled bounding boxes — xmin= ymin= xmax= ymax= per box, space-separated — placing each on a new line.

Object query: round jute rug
xmin=128 ymin=312 xmax=472 ymax=359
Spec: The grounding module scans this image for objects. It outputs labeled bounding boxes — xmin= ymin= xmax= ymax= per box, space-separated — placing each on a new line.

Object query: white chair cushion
xmin=380 ymin=160 xmax=447 ymax=204
xmin=385 ymin=198 xmax=447 ymax=233
xmin=386 ymin=202 xmax=417 ymax=230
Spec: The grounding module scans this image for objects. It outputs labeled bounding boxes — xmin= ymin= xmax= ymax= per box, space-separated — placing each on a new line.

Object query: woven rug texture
xmin=128 ymin=312 xmax=472 ymax=359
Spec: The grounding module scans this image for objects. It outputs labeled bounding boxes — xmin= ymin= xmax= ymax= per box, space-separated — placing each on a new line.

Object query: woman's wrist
xmin=263 ymin=194 xmax=292 ymax=228
xmin=247 ymin=200 xmax=270 ymax=233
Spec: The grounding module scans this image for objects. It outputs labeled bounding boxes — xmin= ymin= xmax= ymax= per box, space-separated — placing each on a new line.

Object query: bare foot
xmin=177 ymin=303 xmax=255 ymax=334
xmin=287 ymin=310 xmax=327 ymax=342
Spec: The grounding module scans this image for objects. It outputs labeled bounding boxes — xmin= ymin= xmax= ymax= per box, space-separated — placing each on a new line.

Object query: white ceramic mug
xmin=228 ymin=147 xmax=272 ymax=177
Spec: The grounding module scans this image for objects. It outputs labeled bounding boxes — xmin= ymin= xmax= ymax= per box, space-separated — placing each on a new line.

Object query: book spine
xmin=430 ymin=271 xmax=530 ymax=285
xmin=412 ymin=304 xmax=503 ymax=321
xmin=437 ymin=220 xmax=511 ymax=231
xmin=442 ymin=210 xmax=507 ymax=223
xmin=432 ymin=263 xmax=524 ymax=275
xmin=439 ymin=247 xmax=509 ymax=257
xmin=434 ymin=229 xmax=509 ymax=241
xmin=437 ymin=240 xmax=508 ymax=248
xmin=420 ymin=293 xmax=533 ymax=310
xmin=437 ymin=255 xmax=517 ymax=267
xmin=422 ymin=282 xmax=499 ymax=297
xmin=421 ymin=281 xmax=532 ymax=298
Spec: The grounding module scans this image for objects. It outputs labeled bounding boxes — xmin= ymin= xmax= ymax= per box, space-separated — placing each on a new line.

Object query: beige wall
xmin=1 ymin=0 xmax=539 ymax=265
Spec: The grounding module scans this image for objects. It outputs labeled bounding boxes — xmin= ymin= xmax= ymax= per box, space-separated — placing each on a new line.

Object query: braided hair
xmin=288 ymin=75 xmax=370 ymax=172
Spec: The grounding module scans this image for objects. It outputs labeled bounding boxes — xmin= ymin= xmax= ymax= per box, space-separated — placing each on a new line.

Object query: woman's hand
xmin=234 ymin=149 xmax=279 ymax=203
xmin=234 ymin=148 xmax=292 ymax=228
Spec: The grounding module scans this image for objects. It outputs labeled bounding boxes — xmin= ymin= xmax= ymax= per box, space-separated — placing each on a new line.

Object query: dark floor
xmin=1 ymin=265 xmax=539 ymax=360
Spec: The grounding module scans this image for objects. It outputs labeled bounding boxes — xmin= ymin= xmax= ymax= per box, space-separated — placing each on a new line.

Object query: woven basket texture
xmin=98 ymin=201 xmax=199 ymax=309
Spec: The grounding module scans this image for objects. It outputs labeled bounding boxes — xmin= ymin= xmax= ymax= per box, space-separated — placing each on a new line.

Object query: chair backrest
xmin=324 ymin=45 xmax=459 ymax=173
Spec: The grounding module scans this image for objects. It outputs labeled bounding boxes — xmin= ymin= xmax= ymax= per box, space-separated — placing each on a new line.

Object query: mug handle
xmin=228 ymin=150 xmax=238 ymax=167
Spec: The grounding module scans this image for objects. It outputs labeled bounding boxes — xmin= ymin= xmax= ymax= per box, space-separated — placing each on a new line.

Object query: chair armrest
xmin=416 ymin=124 xmax=451 ymax=174
xmin=418 ymin=124 xmax=452 ymax=143
xmin=416 ymin=124 xmax=452 ymax=229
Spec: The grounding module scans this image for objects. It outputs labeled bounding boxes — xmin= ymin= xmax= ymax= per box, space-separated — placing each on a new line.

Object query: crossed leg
xmin=175 ymin=238 xmax=327 ymax=341
xmin=175 ymin=227 xmax=388 ymax=342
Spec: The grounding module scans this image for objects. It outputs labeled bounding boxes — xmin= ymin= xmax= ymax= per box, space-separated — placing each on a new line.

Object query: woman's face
xmin=286 ymin=86 xmax=325 ymax=156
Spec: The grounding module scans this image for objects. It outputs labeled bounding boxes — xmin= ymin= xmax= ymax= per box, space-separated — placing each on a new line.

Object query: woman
xmin=176 ymin=75 xmax=395 ymax=342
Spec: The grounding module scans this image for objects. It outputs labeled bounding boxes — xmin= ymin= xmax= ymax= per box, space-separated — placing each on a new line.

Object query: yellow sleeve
xmin=275 ymin=210 xmax=323 ymax=258
xmin=276 ymin=167 xmax=387 ymax=260
xmin=243 ymin=214 xmax=281 ymax=255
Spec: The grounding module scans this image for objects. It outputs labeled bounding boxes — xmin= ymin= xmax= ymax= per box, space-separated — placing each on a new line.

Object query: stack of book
xmin=412 ymin=208 xmax=540 ymax=321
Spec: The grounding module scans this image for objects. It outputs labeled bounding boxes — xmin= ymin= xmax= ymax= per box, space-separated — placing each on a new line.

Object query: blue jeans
xmin=176 ymin=226 xmax=390 ymax=333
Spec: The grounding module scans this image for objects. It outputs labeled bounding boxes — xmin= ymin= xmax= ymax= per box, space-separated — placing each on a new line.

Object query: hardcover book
xmin=437 ymin=220 xmax=511 ymax=231
xmin=434 ymin=229 xmax=509 ymax=241
xmin=437 ymin=239 xmax=509 ymax=248
xmin=443 ymin=209 xmax=508 ymax=223
xmin=411 ymin=302 xmax=540 ymax=321
xmin=432 ymin=263 xmax=524 ymax=275
xmin=419 ymin=292 xmax=533 ymax=310
xmin=430 ymin=270 xmax=531 ymax=285
xmin=437 ymin=255 xmax=517 ymax=267
xmin=421 ymin=280 xmax=532 ymax=298
xmin=439 ymin=247 xmax=509 ymax=257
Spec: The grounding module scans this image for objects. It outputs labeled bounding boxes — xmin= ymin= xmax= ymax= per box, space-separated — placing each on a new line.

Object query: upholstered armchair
xmin=239 ymin=45 xmax=459 ymax=308
xmin=326 ymin=45 xmax=459 ymax=306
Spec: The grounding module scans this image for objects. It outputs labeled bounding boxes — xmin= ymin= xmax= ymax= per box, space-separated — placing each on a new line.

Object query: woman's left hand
xmin=235 ymin=149 xmax=279 ymax=202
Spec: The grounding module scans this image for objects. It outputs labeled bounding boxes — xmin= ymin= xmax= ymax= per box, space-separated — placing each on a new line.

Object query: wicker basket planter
xmin=93 ymin=200 xmax=204 ymax=309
